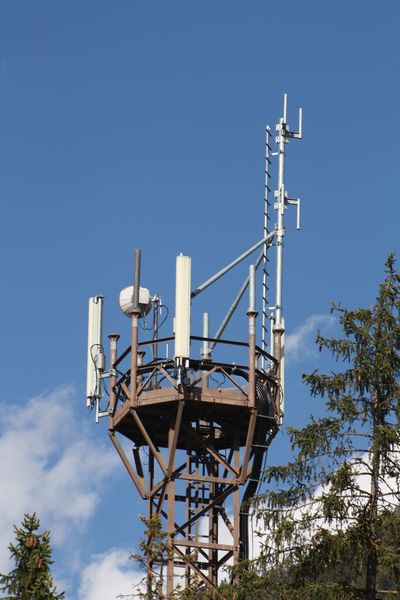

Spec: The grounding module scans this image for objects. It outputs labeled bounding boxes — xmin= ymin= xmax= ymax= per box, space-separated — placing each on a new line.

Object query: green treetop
xmin=255 ymin=254 xmax=400 ymax=599
xmin=0 ymin=513 xmax=64 ymax=600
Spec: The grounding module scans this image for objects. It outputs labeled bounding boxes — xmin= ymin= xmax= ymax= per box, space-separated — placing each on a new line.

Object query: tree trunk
xmin=365 ymin=542 xmax=377 ymax=600
xmin=365 ymin=390 xmax=382 ymax=600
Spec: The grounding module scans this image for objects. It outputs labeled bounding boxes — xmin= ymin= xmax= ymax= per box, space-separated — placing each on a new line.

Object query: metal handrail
xmin=114 ymin=334 xmax=277 ymax=369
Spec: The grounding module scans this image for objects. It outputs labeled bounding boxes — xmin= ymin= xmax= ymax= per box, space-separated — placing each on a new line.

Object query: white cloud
xmin=285 ymin=314 xmax=336 ymax=362
xmin=0 ymin=386 xmax=117 ymax=571
xmin=78 ymin=548 xmax=144 ymax=600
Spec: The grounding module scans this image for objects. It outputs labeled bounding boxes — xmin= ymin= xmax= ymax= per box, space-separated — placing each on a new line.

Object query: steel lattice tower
xmin=86 ymin=95 xmax=303 ymax=598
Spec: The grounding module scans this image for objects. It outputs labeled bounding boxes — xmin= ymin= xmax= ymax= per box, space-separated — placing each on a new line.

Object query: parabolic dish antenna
xmin=119 ymin=286 xmax=152 ymax=318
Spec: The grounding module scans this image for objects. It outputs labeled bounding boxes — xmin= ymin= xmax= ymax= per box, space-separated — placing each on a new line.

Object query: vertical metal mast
xmin=273 ymin=93 xmax=302 ymax=416
xmin=275 ymin=94 xmax=287 ymax=330
xmin=274 ymin=93 xmax=302 ymax=329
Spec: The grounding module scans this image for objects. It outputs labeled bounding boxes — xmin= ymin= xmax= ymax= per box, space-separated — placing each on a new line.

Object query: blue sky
xmin=0 ymin=1 xmax=399 ymax=598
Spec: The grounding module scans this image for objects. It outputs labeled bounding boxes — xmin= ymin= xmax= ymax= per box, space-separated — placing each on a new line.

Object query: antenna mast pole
xmin=275 ymin=94 xmax=287 ymax=330
xmin=274 ymin=93 xmax=302 ymax=328
xmin=273 ymin=93 xmax=302 ymax=417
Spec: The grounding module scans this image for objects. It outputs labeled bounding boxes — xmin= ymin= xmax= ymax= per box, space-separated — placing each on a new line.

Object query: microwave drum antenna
xmin=119 ymin=286 xmax=152 ymax=318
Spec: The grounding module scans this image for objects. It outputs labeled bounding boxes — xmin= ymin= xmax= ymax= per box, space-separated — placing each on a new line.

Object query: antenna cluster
xmin=85 ymin=94 xmax=303 ymax=597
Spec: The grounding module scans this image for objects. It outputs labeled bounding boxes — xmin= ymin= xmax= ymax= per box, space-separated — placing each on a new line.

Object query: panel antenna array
xmin=86 ymin=94 xmax=303 ymax=597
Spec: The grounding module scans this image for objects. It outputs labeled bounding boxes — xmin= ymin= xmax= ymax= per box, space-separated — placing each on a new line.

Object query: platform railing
xmin=109 ymin=334 xmax=278 ymax=417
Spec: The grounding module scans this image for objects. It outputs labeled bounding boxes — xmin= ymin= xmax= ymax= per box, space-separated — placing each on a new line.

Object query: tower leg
xmin=167 ymin=419 xmax=176 ymax=598
xmin=233 ymin=430 xmax=240 ymax=565
xmin=208 ymin=425 xmax=219 ymax=592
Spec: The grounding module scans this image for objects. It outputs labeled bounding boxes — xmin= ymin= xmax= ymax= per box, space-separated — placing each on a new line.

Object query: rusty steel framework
xmin=87 ymin=95 xmax=303 ymax=598
xmin=108 ymin=328 xmax=280 ymax=595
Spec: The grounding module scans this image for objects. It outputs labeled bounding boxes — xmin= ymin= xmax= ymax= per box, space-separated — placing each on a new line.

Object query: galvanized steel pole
xmin=210 ymin=249 xmax=264 ymax=351
xmin=201 ymin=312 xmax=210 ymax=359
xmin=108 ymin=333 xmax=120 ymax=418
xmin=191 ymin=231 xmax=276 ymax=298
xmin=275 ymin=96 xmax=286 ymax=330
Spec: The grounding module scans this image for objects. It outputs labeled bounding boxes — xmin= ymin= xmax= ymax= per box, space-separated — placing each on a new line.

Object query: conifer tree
xmin=130 ymin=514 xmax=171 ymax=600
xmin=255 ymin=255 xmax=400 ymax=599
xmin=0 ymin=513 xmax=64 ymax=600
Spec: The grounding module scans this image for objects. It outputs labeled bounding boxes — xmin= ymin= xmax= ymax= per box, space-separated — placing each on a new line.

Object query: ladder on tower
xmin=261 ymin=126 xmax=272 ymax=371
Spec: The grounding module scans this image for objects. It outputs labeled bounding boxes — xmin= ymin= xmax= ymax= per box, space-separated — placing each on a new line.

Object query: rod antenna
xmin=274 ymin=93 xmax=302 ymax=330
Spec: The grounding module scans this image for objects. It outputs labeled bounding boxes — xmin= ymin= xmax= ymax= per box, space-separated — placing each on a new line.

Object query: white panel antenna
xmin=86 ymin=295 xmax=104 ymax=407
xmin=174 ymin=254 xmax=191 ymax=360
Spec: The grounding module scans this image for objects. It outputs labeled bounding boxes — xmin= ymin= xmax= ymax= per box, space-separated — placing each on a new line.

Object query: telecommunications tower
xmin=86 ymin=94 xmax=303 ymax=597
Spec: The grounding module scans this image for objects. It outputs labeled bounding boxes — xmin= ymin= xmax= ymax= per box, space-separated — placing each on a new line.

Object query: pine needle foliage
xmin=130 ymin=514 xmax=171 ymax=600
xmin=255 ymin=254 xmax=400 ymax=599
xmin=0 ymin=513 xmax=64 ymax=600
